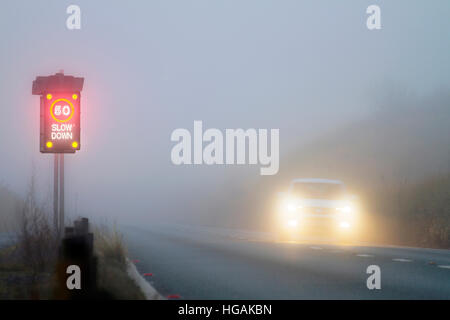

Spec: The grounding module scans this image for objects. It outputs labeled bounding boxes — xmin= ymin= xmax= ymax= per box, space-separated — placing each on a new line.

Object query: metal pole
xmin=60 ymin=154 xmax=65 ymax=234
xmin=54 ymin=154 xmax=59 ymax=234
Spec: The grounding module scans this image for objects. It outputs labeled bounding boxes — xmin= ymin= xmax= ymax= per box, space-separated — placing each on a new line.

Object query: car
xmin=276 ymin=178 xmax=358 ymax=242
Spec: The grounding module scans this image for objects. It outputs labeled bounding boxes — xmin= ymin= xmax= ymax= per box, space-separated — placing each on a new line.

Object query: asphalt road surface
xmin=122 ymin=225 xmax=450 ymax=299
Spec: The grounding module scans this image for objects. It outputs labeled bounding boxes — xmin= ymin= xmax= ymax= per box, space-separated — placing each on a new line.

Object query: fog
xmin=0 ymin=1 xmax=449 ymax=229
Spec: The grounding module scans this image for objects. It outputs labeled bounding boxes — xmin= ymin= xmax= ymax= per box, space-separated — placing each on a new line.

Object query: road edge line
xmin=126 ymin=258 xmax=166 ymax=300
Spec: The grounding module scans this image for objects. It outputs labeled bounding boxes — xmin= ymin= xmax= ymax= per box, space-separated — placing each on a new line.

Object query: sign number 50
xmin=54 ymin=105 xmax=71 ymax=116
xmin=50 ymin=98 xmax=74 ymax=123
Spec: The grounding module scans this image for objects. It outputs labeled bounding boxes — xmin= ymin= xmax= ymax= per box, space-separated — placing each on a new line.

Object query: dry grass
xmin=94 ymin=224 xmax=145 ymax=300
xmin=0 ymin=219 xmax=146 ymax=299
xmin=0 ymin=176 xmax=145 ymax=299
xmin=94 ymin=224 xmax=127 ymax=269
xmin=0 ymin=177 xmax=57 ymax=299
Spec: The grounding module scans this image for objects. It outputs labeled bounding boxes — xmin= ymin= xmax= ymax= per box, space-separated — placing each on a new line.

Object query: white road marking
xmin=356 ymin=254 xmax=374 ymax=257
xmin=392 ymin=258 xmax=413 ymax=262
xmin=310 ymin=246 xmax=323 ymax=250
xmin=437 ymin=265 xmax=450 ymax=269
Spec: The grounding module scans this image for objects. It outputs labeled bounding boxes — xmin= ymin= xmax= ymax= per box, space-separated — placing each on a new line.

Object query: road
xmin=122 ymin=225 xmax=450 ymax=299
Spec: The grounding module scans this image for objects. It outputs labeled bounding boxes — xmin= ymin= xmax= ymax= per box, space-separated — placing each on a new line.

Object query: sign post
xmin=32 ymin=71 xmax=84 ymax=236
xmin=60 ymin=153 xmax=65 ymax=235
xmin=54 ymin=154 xmax=59 ymax=231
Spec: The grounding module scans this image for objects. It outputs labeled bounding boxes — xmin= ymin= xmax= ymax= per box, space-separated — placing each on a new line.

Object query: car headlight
xmin=336 ymin=204 xmax=354 ymax=214
xmin=283 ymin=199 xmax=302 ymax=213
xmin=287 ymin=219 xmax=298 ymax=227
xmin=339 ymin=221 xmax=351 ymax=229
xmin=286 ymin=204 xmax=296 ymax=212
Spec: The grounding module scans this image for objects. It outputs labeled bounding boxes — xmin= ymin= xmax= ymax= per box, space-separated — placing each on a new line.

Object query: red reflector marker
xmin=167 ymin=294 xmax=181 ymax=299
xmin=143 ymin=273 xmax=153 ymax=277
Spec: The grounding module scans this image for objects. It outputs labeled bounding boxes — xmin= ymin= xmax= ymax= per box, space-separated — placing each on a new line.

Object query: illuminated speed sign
xmin=32 ymin=72 xmax=84 ymax=154
xmin=41 ymin=92 xmax=81 ymax=153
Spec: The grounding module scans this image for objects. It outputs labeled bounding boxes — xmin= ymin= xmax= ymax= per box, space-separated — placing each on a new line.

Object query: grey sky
xmin=0 ymin=1 xmax=449 ymax=224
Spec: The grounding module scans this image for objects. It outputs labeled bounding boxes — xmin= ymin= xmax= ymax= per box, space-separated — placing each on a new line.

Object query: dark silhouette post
xmin=60 ymin=154 xmax=65 ymax=234
xmin=54 ymin=154 xmax=59 ymax=233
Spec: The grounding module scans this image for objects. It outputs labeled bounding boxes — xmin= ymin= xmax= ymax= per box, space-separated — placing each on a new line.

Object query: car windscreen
xmin=290 ymin=182 xmax=345 ymax=199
